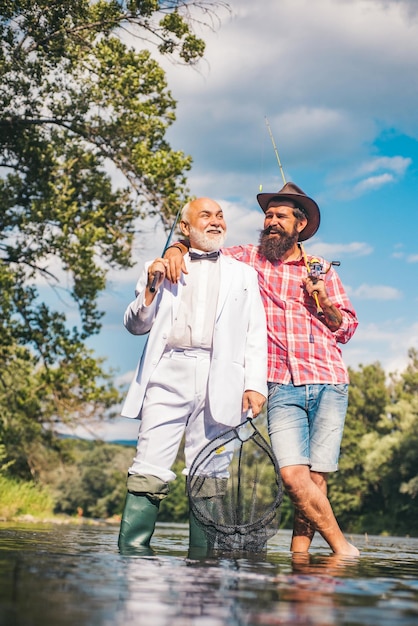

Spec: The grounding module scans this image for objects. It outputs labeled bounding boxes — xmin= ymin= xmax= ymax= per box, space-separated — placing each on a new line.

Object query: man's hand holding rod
xmin=145 ymin=258 xmax=168 ymax=304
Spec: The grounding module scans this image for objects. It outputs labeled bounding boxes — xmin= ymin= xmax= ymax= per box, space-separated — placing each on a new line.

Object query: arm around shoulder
xmin=163 ymin=241 xmax=189 ymax=283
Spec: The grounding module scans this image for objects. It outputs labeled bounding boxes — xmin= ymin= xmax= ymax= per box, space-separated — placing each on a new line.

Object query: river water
xmin=0 ymin=521 xmax=417 ymax=625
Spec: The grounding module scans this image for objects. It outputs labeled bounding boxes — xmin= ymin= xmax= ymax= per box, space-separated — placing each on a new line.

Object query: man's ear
xmin=296 ymin=217 xmax=308 ymax=234
xmin=179 ymin=220 xmax=190 ymax=237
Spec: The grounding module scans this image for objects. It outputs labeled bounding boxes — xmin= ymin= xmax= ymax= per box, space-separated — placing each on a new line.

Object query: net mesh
xmin=187 ymin=418 xmax=282 ymax=553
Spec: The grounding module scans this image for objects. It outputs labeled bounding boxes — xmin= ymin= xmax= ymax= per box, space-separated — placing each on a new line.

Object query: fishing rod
xmin=264 ymin=116 xmax=287 ymax=186
xmin=149 ymin=206 xmax=182 ymax=293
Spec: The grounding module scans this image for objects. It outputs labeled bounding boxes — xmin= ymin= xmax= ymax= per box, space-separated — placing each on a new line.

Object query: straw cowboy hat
xmin=257 ymin=182 xmax=320 ymax=241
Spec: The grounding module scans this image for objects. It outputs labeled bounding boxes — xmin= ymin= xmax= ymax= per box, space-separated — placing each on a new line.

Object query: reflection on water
xmin=0 ymin=522 xmax=418 ymax=625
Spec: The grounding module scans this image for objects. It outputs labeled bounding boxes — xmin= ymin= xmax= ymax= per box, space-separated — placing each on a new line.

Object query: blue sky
xmin=62 ymin=0 xmax=418 ymax=439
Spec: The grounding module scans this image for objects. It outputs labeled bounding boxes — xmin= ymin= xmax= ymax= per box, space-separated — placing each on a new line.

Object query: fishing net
xmin=187 ymin=418 xmax=282 ymax=553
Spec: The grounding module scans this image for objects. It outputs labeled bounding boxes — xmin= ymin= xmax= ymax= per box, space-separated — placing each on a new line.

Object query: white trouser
xmin=128 ymin=349 xmax=228 ymax=483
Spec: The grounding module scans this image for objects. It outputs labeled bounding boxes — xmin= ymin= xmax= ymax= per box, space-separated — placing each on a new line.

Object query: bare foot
xmin=334 ymin=542 xmax=360 ymax=557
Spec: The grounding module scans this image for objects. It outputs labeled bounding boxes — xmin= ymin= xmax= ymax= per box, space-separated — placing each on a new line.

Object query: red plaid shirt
xmin=222 ymin=244 xmax=358 ymax=385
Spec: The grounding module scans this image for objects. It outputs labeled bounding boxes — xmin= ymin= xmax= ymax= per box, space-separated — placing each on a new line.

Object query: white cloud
xmin=159 ymin=0 xmax=418 ymax=204
xmin=219 ymin=201 xmax=262 ymax=245
xmin=357 ymin=156 xmax=411 ymax=177
xmin=116 ymin=370 xmax=136 ymax=387
xmin=329 ymin=155 xmax=411 ymax=199
xmin=350 ymin=284 xmax=402 ymax=300
xmin=304 ymin=240 xmax=373 ymax=258
xmin=352 ymin=173 xmax=395 ymax=195
xmin=344 ymin=319 xmax=418 ymax=375
xmin=390 ymin=244 xmax=418 ymax=263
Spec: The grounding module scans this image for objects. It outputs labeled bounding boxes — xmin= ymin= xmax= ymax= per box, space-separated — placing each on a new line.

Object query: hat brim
xmin=257 ymin=191 xmax=320 ymax=241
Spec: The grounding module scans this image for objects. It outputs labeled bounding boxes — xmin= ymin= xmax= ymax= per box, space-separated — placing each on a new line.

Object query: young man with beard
xmin=164 ymin=183 xmax=359 ymax=557
xmin=118 ymin=197 xmax=267 ymax=552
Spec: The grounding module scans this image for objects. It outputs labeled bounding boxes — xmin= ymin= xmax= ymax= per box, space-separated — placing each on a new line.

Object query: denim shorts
xmin=267 ymin=382 xmax=348 ymax=472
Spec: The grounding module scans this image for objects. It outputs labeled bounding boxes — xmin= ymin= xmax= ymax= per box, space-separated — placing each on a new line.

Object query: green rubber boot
xmin=118 ymin=473 xmax=170 ymax=554
xmin=188 ymin=477 xmax=227 ymax=557
xmin=188 ymin=509 xmax=211 ymax=558
xmin=118 ymin=492 xmax=160 ymax=553
xmin=189 ymin=510 xmax=208 ymax=548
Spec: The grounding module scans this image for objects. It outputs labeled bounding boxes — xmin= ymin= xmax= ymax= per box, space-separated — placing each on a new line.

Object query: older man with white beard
xmin=118 ymin=197 xmax=268 ymax=552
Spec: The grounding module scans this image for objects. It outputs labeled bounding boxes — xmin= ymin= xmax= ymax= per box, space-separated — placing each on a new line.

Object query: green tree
xmin=329 ymin=361 xmax=389 ymax=528
xmin=0 ymin=1 xmax=227 ymax=473
xmin=391 ymin=347 xmax=418 ymax=400
xmin=159 ymin=459 xmax=189 ymax=522
xmin=53 ymin=440 xmax=133 ymax=518
xmin=330 ymin=353 xmax=418 ymax=536
xmin=359 ymin=350 xmax=418 ymax=534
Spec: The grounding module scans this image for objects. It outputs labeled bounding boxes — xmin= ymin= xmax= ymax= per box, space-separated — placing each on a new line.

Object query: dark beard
xmin=258 ymin=226 xmax=299 ymax=262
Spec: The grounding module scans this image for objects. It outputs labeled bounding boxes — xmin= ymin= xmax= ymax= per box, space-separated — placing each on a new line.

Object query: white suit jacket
xmin=121 ymin=253 xmax=268 ymax=426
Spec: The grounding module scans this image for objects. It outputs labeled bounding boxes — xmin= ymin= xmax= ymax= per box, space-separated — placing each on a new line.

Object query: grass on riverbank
xmin=0 ymin=475 xmax=55 ymax=520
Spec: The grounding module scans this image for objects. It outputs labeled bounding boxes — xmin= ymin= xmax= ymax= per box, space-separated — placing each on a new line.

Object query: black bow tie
xmin=189 ymin=251 xmax=220 ymax=262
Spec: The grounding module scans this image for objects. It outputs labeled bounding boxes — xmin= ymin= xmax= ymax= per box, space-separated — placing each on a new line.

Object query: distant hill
xmin=57 ymin=433 xmax=136 ymax=447
xmin=110 ymin=439 xmax=136 ymax=447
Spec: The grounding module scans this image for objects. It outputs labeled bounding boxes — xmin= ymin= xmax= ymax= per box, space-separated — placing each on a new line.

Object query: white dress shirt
xmin=167 ymin=249 xmax=220 ymax=349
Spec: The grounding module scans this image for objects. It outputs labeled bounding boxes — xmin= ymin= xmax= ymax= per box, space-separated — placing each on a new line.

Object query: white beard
xmin=189 ymin=225 xmax=226 ymax=252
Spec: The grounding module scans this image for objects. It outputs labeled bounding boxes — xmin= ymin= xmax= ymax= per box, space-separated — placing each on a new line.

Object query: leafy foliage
xmin=0 ymin=0 xmax=211 ymax=343
xmin=0 ymin=475 xmax=55 ymax=519
xmin=329 ymin=349 xmax=418 ymax=536
xmin=52 ymin=439 xmax=133 ymax=519
xmin=328 ymin=361 xmax=389 ymax=517
xmin=159 ymin=459 xmax=189 ymax=522
xmin=0 ymin=0 xmax=226 ymax=471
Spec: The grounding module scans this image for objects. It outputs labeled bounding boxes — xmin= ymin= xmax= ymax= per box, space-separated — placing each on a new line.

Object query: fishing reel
xmin=306 ymin=257 xmax=340 ymax=317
